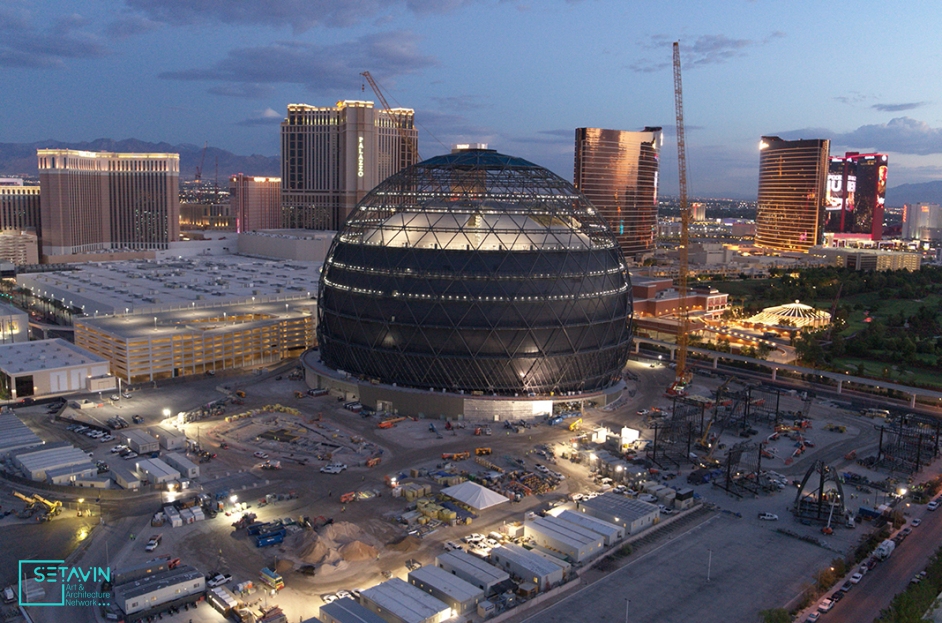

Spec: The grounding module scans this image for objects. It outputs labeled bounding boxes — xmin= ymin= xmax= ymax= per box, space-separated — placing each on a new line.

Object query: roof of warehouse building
xmin=489 ymin=543 xmax=567 ymax=577
xmin=319 ymin=598 xmax=386 ymax=623
xmin=526 ymin=515 xmax=605 ymax=547
xmin=0 ymin=412 xmax=44 ymax=455
xmin=13 ymin=442 xmax=91 ymax=473
xmin=20 ymin=255 xmax=322 ymax=315
xmin=0 ymin=338 xmax=107 ymax=374
xmin=45 ymin=463 xmax=97 ymax=479
xmin=436 ymin=550 xmax=509 ymax=584
xmin=149 ymin=426 xmax=186 ymax=440
xmin=164 ymin=452 xmax=199 ymax=470
xmin=113 ymin=566 xmax=203 ymax=602
xmin=123 ymin=429 xmax=157 ymax=444
xmin=579 ymin=492 xmax=660 ymax=521
xmin=408 ymin=565 xmax=482 ymax=602
xmin=361 ymin=578 xmax=450 ymax=623
xmin=554 ymin=509 xmax=623 ymax=537
xmin=74 ymin=298 xmax=317 ymax=340
xmin=135 ymin=458 xmax=180 ymax=480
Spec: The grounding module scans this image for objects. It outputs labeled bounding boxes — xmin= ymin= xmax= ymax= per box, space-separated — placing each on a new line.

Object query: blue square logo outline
xmin=18 ymin=559 xmax=66 ymax=607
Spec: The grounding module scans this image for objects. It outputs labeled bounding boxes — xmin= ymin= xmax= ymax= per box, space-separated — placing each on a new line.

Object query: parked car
xmin=110 ymin=395 xmax=120 ymax=401
xmin=131 ymin=415 xmax=144 ymax=424
xmin=254 ymin=451 xmax=269 ymax=460
xmin=912 ymin=518 xmax=922 ymax=527
xmin=928 ymin=500 xmax=940 ymax=511
xmin=805 ymin=613 xmax=820 ymax=622
xmin=320 ymin=463 xmax=347 ymax=474
xmin=817 ymin=598 xmax=834 ymax=612
xmin=758 ymin=513 xmax=779 ymax=521
xmin=849 ymin=572 xmax=863 ymax=584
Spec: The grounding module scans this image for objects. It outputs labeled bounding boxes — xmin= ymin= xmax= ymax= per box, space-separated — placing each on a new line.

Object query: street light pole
xmin=707 ymin=549 xmax=712 ymax=582
xmin=625 ymin=598 xmax=630 ymax=623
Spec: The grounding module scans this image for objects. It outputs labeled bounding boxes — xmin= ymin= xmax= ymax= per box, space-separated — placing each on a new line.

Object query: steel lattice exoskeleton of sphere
xmin=317 ymin=148 xmax=633 ymax=396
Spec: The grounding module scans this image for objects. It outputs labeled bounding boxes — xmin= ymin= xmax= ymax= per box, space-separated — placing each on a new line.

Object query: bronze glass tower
xmin=574 ymin=127 xmax=661 ymax=262
xmin=755 ymin=136 xmax=830 ymax=252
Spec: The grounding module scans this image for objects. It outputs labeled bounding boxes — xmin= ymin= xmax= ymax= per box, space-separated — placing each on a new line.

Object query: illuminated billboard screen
xmin=824 ymin=153 xmax=885 ymax=239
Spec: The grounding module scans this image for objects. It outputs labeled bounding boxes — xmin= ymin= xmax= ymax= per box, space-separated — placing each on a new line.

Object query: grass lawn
xmin=831 ymin=356 xmax=942 ymax=390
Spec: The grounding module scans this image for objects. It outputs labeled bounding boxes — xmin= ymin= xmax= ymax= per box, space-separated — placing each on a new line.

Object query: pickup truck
xmin=207 ymin=573 xmax=232 ymax=588
xmin=144 ymin=534 xmax=162 ymax=552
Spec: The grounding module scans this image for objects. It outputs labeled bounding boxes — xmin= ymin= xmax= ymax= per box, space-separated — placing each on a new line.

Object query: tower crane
xmin=195 ymin=141 xmax=208 ymax=202
xmin=670 ymin=41 xmax=693 ymax=395
xmin=360 ymin=71 xmax=420 ymax=165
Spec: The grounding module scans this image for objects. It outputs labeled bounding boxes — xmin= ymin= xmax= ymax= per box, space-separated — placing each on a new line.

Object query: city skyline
xmin=1 ymin=1 xmax=942 ymax=198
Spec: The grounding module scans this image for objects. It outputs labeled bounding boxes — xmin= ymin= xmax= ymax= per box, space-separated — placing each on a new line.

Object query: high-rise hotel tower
xmin=37 ymin=150 xmax=180 ymax=257
xmin=755 ymin=137 xmax=830 ymax=253
xmin=574 ymin=127 xmax=662 ymax=262
xmin=281 ymin=100 xmax=418 ymax=230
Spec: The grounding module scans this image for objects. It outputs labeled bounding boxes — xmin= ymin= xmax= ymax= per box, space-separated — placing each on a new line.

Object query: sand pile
xmin=387 ymin=535 xmax=421 ymax=552
xmin=339 ymin=540 xmax=378 ymax=561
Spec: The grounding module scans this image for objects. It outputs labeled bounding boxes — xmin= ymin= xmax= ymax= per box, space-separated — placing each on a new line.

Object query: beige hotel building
xmin=230 ymin=174 xmax=282 ymax=232
xmin=281 ymin=100 xmax=418 ymax=230
xmin=38 ymin=149 xmax=180 ymax=258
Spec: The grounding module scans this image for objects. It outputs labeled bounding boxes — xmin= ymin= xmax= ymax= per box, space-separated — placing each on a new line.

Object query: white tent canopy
xmin=441 ymin=481 xmax=509 ymax=511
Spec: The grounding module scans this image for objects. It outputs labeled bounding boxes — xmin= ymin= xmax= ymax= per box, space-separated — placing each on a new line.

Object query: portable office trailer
xmin=408 ymin=565 xmax=484 ymax=615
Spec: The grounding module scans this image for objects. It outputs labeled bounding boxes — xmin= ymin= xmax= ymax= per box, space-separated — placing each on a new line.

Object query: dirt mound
xmin=387 ymin=535 xmax=421 ymax=552
xmin=321 ymin=521 xmax=364 ymax=544
xmin=340 ymin=540 xmax=378 ymax=561
xmin=298 ymin=535 xmax=331 ymax=564
xmin=274 ymin=558 xmax=294 ymax=573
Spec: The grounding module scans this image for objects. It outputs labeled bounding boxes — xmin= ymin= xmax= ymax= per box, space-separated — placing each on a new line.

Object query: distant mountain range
xmin=0 ymin=138 xmax=280 ymax=179
xmin=885 ymin=180 xmax=942 ymax=207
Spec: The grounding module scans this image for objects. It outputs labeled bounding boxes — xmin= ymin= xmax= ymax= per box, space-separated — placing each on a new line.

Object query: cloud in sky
xmin=0 ymin=8 xmax=109 ymax=68
xmin=237 ymin=108 xmax=284 ymax=126
xmin=160 ymin=31 xmax=435 ymax=97
xmin=629 ymin=32 xmax=784 ymax=73
xmin=779 ymin=117 xmax=942 ymax=156
xmin=872 ymin=102 xmax=927 ymax=112
xmin=125 ymin=0 xmax=479 ymax=33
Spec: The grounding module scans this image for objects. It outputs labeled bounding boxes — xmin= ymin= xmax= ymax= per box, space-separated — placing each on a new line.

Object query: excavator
xmin=13 ymin=491 xmax=37 ymax=517
xmin=569 ymin=418 xmax=583 ymax=432
xmin=33 ymin=494 xmax=62 ymax=520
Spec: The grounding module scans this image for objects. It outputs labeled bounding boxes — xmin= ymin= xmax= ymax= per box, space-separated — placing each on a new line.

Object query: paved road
xmin=822 ymin=505 xmax=941 ymax=622
xmin=517 ymin=513 xmax=836 ymax=623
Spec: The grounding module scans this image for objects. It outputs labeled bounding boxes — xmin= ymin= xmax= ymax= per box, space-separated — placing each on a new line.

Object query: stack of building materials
xmin=400 ymin=482 xmax=432 ymax=501
xmin=163 ymin=505 xmax=183 ymax=528
xmin=417 ymin=499 xmax=457 ymax=523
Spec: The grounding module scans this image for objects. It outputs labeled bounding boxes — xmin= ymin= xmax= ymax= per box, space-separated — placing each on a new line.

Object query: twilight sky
xmin=2 ymin=0 xmax=941 ymax=197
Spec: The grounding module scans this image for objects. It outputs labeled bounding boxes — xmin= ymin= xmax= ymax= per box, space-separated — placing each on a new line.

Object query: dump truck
xmin=475 ymin=447 xmax=492 ymax=456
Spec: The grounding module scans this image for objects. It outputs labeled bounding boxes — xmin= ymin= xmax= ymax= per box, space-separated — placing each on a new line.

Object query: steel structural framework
xmin=317 ymin=149 xmax=633 ymax=395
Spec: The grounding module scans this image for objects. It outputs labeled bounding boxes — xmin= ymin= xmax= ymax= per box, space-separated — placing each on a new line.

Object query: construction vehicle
xmin=569 ymin=418 xmax=583 ymax=431
xmin=366 ymin=457 xmax=382 ymax=468
xmin=235 ymin=390 xmax=246 ymax=398
xmin=442 ymin=451 xmax=470 ymax=461
xmin=667 ymin=41 xmax=692 ymax=397
xmin=13 ymin=491 xmax=37 ymax=510
xmin=475 ymin=447 xmax=492 ymax=456
xmin=378 ymin=417 xmax=406 ymax=429
xmin=340 ymin=492 xmax=356 ymax=504
xmin=294 ymin=391 xmax=305 ymax=399
xmin=33 ymin=494 xmax=62 ymax=519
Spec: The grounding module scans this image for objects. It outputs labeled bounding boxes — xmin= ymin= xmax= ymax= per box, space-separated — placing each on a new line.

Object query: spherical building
xmin=316 ymin=148 xmax=633 ymax=397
